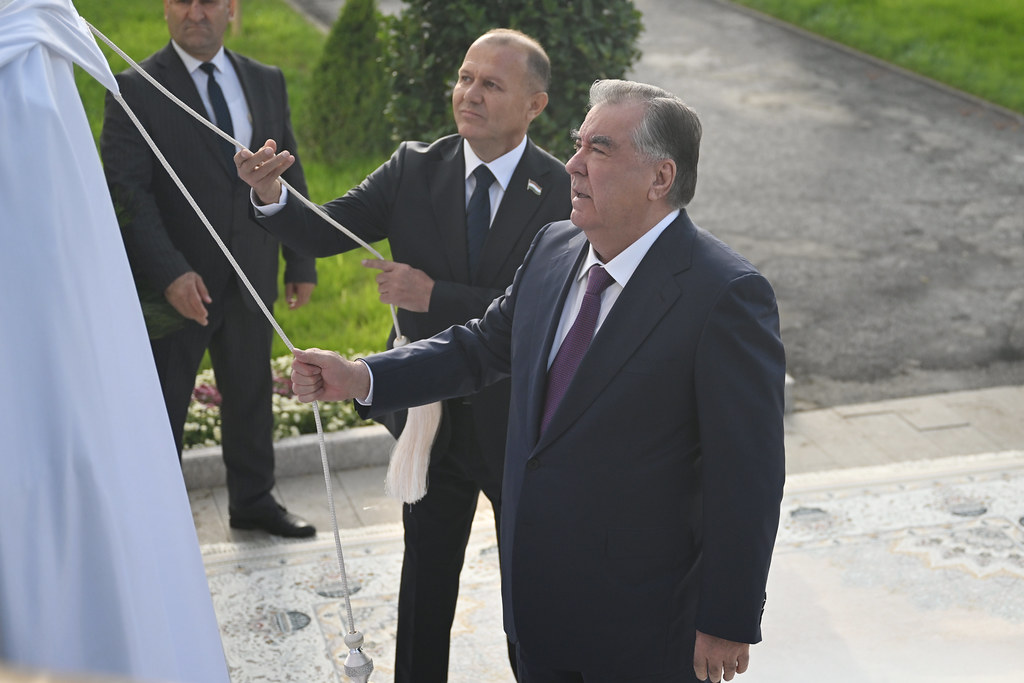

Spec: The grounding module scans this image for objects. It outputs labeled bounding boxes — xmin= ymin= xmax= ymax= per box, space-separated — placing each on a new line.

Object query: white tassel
xmin=383 ymin=334 xmax=441 ymax=504
xmin=384 ymin=401 xmax=442 ymax=504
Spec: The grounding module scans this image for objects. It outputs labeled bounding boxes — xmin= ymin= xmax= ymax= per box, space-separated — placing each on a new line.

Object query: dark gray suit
xmin=255 ymin=133 xmax=570 ymax=680
xmin=362 ymin=212 xmax=786 ymax=681
xmin=101 ymin=43 xmax=315 ymax=515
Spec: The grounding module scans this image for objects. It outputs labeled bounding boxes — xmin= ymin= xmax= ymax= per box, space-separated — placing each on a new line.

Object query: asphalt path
xmin=289 ymin=0 xmax=1024 ymax=410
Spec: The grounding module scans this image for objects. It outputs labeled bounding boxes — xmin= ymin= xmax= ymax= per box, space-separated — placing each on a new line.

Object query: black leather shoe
xmin=230 ymin=504 xmax=316 ymax=538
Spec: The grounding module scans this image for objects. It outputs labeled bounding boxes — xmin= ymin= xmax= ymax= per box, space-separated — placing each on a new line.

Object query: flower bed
xmin=183 ymin=353 xmax=373 ymax=449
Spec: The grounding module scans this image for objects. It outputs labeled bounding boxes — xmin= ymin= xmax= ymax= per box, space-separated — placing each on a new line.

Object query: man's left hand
xmin=362 ymin=258 xmax=434 ymax=313
xmin=285 ymin=281 xmax=315 ymax=309
xmin=693 ymin=631 xmax=749 ymax=682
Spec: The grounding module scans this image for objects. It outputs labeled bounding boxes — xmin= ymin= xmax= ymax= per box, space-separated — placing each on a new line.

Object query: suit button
xmin=526 ymin=458 xmax=540 ymax=471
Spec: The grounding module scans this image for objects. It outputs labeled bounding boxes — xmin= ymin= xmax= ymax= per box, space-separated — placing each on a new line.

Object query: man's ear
xmin=649 ymin=159 xmax=677 ymax=202
xmin=526 ymin=91 xmax=549 ymax=123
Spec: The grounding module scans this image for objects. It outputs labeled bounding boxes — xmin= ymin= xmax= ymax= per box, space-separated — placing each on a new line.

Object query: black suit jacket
xmin=101 ymin=42 xmax=315 ymax=312
xmin=255 ymin=134 xmax=571 ymax=462
xmin=362 ymin=212 xmax=786 ymax=680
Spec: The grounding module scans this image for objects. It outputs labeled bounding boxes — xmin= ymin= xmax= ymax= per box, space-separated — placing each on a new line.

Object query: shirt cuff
xmin=251 ymin=183 xmax=289 ymax=216
xmin=355 ymin=358 xmax=373 ymax=405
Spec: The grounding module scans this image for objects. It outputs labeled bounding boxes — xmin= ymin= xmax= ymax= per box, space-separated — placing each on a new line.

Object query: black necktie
xmin=199 ymin=62 xmax=236 ymax=169
xmin=466 ymin=165 xmax=496 ymax=274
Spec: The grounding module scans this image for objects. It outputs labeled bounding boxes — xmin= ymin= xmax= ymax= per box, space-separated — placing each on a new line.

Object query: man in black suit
xmin=237 ymin=29 xmax=570 ymax=682
xmin=101 ymin=0 xmax=317 ymax=538
xmin=283 ymin=79 xmax=786 ymax=683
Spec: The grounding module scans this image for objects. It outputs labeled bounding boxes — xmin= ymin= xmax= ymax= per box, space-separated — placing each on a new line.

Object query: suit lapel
xmin=429 ymin=141 xmax=470 ymax=283
xmin=525 ymin=231 xmax=589 ymax=440
xmin=230 ymin=50 xmax=258 ymax=150
xmin=535 ymin=214 xmax=697 ymax=447
xmin=477 ymin=140 xmax=560 ymax=286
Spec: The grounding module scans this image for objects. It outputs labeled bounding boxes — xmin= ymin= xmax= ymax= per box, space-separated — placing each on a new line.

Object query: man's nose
xmin=565 ymin=149 xmax=584 ymax=175
xmin=463 ymin=80 xmax=484 ymax=102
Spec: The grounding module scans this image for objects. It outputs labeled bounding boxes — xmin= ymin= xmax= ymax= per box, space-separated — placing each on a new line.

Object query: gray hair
xmin=588 ymin=79 xmax=702 ymax=208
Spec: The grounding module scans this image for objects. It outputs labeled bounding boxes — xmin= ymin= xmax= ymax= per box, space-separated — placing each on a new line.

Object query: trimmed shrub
xmin=387 ymin=0 xmax=643 ymax=161
xmin=305 ymin=0 xmax=392 ymax=161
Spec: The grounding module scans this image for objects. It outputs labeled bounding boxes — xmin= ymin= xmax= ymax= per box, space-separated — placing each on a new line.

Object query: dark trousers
xmin=150 ymin=285 xmax=277 ymax=514
xmin=516 ymin=644 xmax=695 ymax=683
xmin=393 ymin=400 xmax=515 ymax=683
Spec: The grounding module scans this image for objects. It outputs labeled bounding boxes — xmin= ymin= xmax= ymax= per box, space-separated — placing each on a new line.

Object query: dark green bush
xmin=387 ymin=0 xmax=643 ymax=161
xmin=305 ymin=0 xmax=392 ymax=161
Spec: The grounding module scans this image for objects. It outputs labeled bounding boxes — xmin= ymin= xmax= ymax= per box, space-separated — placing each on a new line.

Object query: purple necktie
xmin=541 ymin=264 xmax=615 ymax=433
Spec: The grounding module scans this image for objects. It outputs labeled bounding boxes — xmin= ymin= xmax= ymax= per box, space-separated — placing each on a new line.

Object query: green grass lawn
xmin=731 ymin=0 xmax=1024 ymax=115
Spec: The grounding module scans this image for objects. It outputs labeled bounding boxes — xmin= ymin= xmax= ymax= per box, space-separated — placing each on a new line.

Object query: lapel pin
xmin=526 ymin=179 xmax=542 ymax=196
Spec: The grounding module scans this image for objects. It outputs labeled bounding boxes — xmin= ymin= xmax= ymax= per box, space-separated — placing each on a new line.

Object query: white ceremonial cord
xmin=86 ymin=22 xmax=362 ymax=637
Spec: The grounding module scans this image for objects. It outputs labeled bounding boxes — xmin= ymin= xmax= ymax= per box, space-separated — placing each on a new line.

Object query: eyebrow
xmin=570 ymin=129 xmax=616 ymax=149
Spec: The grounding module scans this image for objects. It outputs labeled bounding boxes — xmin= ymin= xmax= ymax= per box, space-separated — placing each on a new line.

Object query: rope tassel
xmin=385 ymin=402 xmax=442 ymax=504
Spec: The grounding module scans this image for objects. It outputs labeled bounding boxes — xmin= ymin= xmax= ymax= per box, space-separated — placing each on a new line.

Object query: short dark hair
xmin=477 ymin=28 xmax=551 ymax=92
xmin=588 ymin=79 xmax=702 ymax=208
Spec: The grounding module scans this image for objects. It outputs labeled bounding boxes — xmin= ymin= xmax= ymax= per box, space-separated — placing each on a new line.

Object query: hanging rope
xmin=86 ymin=21 xmax=376 ymax=681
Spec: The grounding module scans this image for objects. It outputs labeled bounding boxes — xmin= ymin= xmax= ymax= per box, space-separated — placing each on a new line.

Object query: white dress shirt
xmin=171 ymin=41 xmax=252 ymax=153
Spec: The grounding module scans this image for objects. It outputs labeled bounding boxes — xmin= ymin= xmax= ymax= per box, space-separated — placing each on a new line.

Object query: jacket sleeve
xmin=272 ymin=67 xmax=317 ymax=285
xmin=254 ymin=143 xmax=404 ymax=259
xmin=693 ymin=271 xmax=786 ymax=644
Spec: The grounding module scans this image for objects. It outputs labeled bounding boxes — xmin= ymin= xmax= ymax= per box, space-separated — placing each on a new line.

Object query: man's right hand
xmin=291 ymin=348 xmax=371 ymax=404
xmin=235 ymin=139 xmax=294 ymax=206
xmin=164 ymin=271 xmax=212 ymax=326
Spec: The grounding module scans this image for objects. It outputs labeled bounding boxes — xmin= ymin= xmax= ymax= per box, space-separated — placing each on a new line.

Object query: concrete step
xmin=182 ymin=424 xmax=395 ymax=490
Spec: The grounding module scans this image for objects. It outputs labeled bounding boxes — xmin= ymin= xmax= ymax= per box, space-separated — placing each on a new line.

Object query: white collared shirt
xmin=547 ymin=209 xmax=681 ymax=368
xmin=463 ymin=135 xmax=528 ymax=226
xmin=171 ymin=41 xmax=252 ymax=152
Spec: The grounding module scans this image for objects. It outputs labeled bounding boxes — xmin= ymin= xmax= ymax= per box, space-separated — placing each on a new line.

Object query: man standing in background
xmin=101 ymin=0 xmax=317 ymax=538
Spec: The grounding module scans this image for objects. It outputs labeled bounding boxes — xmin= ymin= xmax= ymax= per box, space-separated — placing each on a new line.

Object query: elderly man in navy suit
xmin=281 ymin=79 xmax=785 ymax=683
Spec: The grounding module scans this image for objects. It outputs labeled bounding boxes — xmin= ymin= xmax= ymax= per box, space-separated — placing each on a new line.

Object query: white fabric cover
xmin=0 ymin=1 xmax=230 ymax=681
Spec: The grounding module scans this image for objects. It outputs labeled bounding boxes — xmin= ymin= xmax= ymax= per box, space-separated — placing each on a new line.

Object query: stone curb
xmin=181 ymin=424 xmax=395 ymax=490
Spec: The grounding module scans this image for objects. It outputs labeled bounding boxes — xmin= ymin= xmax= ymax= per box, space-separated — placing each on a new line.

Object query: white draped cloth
xmin=0 ymin=1 xmax=230 ymax=681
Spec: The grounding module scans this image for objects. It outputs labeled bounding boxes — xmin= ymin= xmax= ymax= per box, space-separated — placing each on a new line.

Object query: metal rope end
xmin=342 ymin=631 xmax=374 ymax=682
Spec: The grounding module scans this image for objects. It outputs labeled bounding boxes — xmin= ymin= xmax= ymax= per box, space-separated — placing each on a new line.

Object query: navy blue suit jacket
xmin=363 ymin=211 xmax=786 ymax=679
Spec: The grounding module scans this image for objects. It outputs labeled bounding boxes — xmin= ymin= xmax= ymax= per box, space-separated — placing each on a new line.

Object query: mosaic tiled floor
xmin=202 ymin=517 xmax=512 ymax=683
xmin=204 ymin=451 xmax=1024 ymax=683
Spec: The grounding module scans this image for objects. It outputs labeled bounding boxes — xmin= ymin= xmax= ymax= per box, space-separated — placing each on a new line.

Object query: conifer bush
xmin=305 ymin=0 xmax=392 ymax=161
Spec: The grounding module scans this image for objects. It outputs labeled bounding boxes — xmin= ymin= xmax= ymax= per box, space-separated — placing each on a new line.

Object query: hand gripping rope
xmin=83 ymin=21 xmax=434 ymax=682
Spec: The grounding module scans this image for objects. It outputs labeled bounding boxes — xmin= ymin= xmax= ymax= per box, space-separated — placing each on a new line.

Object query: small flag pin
xmin=526 ymin=179 xmax=542 ymax=196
